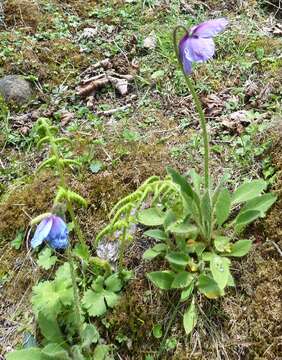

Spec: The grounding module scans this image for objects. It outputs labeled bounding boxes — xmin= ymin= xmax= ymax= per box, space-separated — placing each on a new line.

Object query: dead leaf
xmin=202 ymin=94 xmax=225 ymax=117
xmin=109 ymin=76 xmax=129 ymax=96
xmin=60 ymin=111 xmax=75 ymax=126
xmin=220 ymin=110 xmax=254 ymax=134
xmin=77 ymin=78 xmax=110 ymax=97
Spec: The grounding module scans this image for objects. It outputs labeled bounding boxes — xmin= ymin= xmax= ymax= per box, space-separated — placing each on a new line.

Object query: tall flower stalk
xmin=33 ymin=118 xmax=88 ymax=343
xmin=173 ymin=19 xmax=228 ymax=190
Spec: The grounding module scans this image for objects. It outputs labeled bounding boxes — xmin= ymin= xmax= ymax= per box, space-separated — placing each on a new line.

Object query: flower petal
xmin=191 ymin=18 xmax=228 ymax=38
xmin=179 ymin=34 xmax=193 ymax=74
xmin=183 ymin=37 xmax=215 ymax=63
xmin=47 ymin=216 xmax=69 ymax=249
xmin=31 ymin=217 xmax=53 ymax=248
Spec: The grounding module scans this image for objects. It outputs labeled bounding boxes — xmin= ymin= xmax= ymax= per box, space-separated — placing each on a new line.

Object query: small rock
xmin=143 ymin=33 xmax=157 ymax=50
xmin=0 ymin=75 xmax=32 ymax=105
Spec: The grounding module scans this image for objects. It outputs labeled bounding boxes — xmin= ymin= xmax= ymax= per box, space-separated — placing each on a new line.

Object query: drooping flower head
xmin=179 ymin=18 xmax=228 ymax=74
xmin=31 ymin=214 xmax=69 ymax=249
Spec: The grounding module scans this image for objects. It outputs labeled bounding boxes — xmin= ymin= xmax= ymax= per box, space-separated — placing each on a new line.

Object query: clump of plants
xmin=96 ymin=18 xmax=277 ymax=357
xmin=5 ymin=16 xmax=277 ymax=360
xmin=6 ymin=119 xmax=132 ymax=360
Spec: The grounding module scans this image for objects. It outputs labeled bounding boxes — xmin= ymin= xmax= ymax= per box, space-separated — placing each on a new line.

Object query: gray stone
xmin=143 ymin=33 xmax=157 ymax=50
xmin=0 ymin=75 xmax=32 ymax=105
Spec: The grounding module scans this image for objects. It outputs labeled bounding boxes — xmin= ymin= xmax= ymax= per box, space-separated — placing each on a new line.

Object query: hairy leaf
xmin=138 ymin=208 xmax=165 ymax=226
xmin=144 ymin=229 xmax=168 ymax=241
xmin=6 ymin=348 xmax=42 ymax=360
xmin=240 ymin=193 xmax=277 ymax=215
xmin=37 ymin=311 xmax=64 ymax=345
xmin=227 ymin=239 xmax=252 ymax=257
xmin=82 ymin=290 xmax=106 ymax=317
xmin=215 ymin=188 xmax=231 ymax=226
xmin=165 ymin=252 xmax=189 ymax=267
xmin=231 ymin=180 xmax=266 ymax=205
xmin=147 ymin=271 xmax=174 ymax=290
xmin=180 ymin=282 xmax=194 ymax=302
xmin=214 ymin=236 xmax=231 ymax=253
xmin=198 ymin=274 xmax=221 ymax=299
xmin=171 ymin=271 xmax=194 ymax=289
xmin=210 ymin=255 xmax=230 ymax=289
xmin=183 ymin=299 xmax=197 ymax=335
xmin=37 ymin=248 xmax=57 ymax=270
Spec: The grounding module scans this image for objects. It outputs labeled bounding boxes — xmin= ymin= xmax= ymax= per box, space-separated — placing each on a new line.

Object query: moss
xmin=4 ymin=0 xmax=43 ymax=33
xmin=0 ymin=171 xmax=57 ymax=240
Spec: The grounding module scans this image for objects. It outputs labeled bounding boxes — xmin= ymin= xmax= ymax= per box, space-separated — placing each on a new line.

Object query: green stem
xmin=46 ymin=125 xmax=84 ymax=342
xmin=173 ymin=27 xmax=210 ymax=190
xmin=67 ymin=247 xmax=84 ymax=342
xmin=156 ymin=298 xmax=181 ymax=359
xmin=47 ymin=127 xmax=87 ymax=248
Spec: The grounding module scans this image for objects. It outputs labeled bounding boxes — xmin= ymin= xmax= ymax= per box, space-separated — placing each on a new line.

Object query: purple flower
xmin=31 ymin=215 xmax=69 ymax=249
xmin=179 ymin=18 xmax=228 ymax=74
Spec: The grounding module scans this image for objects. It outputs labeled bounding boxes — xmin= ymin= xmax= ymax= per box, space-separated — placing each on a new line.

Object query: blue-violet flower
xmin=31 ymin=214 xmax=69 ymax=249
xmin=179 ymin=18 xmax=228 ymax=74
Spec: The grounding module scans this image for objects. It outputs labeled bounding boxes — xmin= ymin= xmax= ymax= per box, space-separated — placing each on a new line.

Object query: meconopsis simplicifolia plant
xmin=96 ymin=18 xmax=277 ymax=338
xmin=6 ymin=118 xmax=131 ymax=360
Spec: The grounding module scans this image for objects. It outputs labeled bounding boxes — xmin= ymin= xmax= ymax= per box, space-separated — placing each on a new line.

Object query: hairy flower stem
xmin=45 ymin=124 xmax=84 ymax=343
xmin=173 ymin=27 xmax=210 ymax=190
xmin=157 ymin=298 xmax=181 ymax=359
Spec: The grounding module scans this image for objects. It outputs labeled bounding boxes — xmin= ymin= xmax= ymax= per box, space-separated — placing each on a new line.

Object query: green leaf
xmin=138 ymin=208 xmax=165 ymax=226
xmin=171 ymin=271 xmax=193 ymax=289
xmin=89 ymin=160 xmax=103 ymax=174
xmin=81 ymin=324 xmax=100 ymax=348
xmin=104 ymin=290 xmax=120 ymax=308
xmin=92 ymin=275 xmax=104 ymax=292
xmin=41 ymin=343 xmax=71 ymax=359
xmin=183 ymin=299 xmax=197 ymax=335
xmin=93 ymin=345 xmax=111 ymax=360
xmin=226 ymin=239 xmax=252 ymax=257
xmin=32 ymin=268 xmax=73 ymax=318
xmin=167 ymin=167 xmax=200 ymax=204
xmin=235 ymin=210 xmax=261 ymax=230
xmin=180 ymin=282 xmax=194 ymax=302
xmin=72 ymin=243 xmax=90 ymax=262
xmin=105 ymin=273 xmax=122 ymax=292
xmin=82 ymin=290 xmax=106 ymax=317
xmin=37 ymin=248 xmax=57 ymax=270
xmin=143 ymin=244 xmax=167 ymax=260
xmin=201 ymin=252 xmax=213 ymax=261
xmin=70 ymin=346 xmax=84 ymax=360
xmin=147 ymin=271 xmax=174 ymax=290
xmin=201 ymin=191 xmax=212 ymax=239
xmin=37 ymin=311 xmax=65 ymax=345
xmin=165 ymin=252 xmax=189 ymax=267
xmin=152 ymin=324 xmax=163 ymax=339
xmin=163 ymin=210 xmax=177 ymax=231
xmin=168 ymin=222 xmax=198 ymax=238
xmin=11 ymin=230 xmax=24 ymax=250
xmin=210 ymin=255 xmax=230 ymax=289
xmin=144 ymin=229 xmax=168 ymax=241
xmin=198 ymin=274 xmax=221 ymax=299
xmin=215 ymin=188 xmax=231 ymax=226
xmin=188 ymin=169 xmax=202 ymax=195
xmin=240 ymin=193 xmax=277 ymax=215
xmin=214 ymin=236 xmax=231 ymax=253
xmin=227 ymin=273 xmax=235 ymax=287
xmin=231 ymin=180 xmax=266 ymax=205
xmin=6 ymin=348 xmax=42 ymax=360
